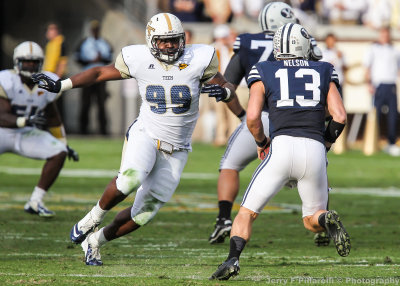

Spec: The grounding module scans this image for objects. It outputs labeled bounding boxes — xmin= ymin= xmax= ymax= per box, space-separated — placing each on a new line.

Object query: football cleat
xmin=81 ymin=234 xmax=103 ymax=266
xmin=209 ymin=257 xmax=240 ymax=280
xmin=70 ymin=216 xmax=100 ymax=244
xmin=209 ymin=218 xmax=232 ymax=244
xmin=322 ymin=210 xmax=351 ymax=257
xmin=24 ymin=200 xmax=55 ymax=217
xmin=314 ymin=232 xmax=330 ymax=246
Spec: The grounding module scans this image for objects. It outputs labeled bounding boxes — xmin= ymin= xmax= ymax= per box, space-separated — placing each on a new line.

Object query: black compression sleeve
xmin=224 ymin=53 xmax=245 ymax=85
xmin=324 ymin=119 xmax=345 ymax=143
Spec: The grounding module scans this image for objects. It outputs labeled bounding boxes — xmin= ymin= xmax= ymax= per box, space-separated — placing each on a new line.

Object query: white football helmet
xmin=145 ymin=13 xmax=185 ymax=64
xmin=13 ymin=41 xmax=44 ymax=78
xmin=258 ymin=2 xmax=296 ymax=35
xmin=273 ymin=23 xmax=311 ymax=60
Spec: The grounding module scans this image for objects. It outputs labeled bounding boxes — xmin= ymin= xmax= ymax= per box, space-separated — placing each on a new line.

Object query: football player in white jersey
xmin=32 ymin=13 xmax=246 ymax=266
xmin=0 ymin=41 xmax=78 ymax=217
xmin=210 ymin=24 xmax=350 ymax=280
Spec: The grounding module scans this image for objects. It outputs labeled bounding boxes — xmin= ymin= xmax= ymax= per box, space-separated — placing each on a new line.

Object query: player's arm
xmin=324 ymin=82 xmax=347 ymax=149
xmin=223 ymin=53 xmax=246 ymax=90
xmin=32 ymin=64 xmax=123 ymax=93
xmin=247 ymin=80 xmax=270 ymax=159
xmin=207 ymin=72 xmax=246 ymax=119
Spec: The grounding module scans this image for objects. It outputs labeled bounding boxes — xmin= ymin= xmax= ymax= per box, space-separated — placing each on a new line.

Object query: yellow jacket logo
xmin=179 ymin=63 xmax=188 ymax=70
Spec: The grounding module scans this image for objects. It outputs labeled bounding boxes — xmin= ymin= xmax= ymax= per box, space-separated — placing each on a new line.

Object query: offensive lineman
xmin=0 ymin=41 xmax=78 ymax=217
xmin=32 ymin=13 xmax=246 ymax=266
xmin=210 ymin=23 xmax=351 ymax=280
xmin=208 ymin=1 xmax=329 ymax=247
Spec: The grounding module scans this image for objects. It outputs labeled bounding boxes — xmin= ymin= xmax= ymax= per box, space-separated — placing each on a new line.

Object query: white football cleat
xmin=70 ymin=214 xmax=100 ymax=244
xmin=24 ymin=200 xmax=55 ymax=217
xmin=81 ymin=234 xmax=103 ymax=266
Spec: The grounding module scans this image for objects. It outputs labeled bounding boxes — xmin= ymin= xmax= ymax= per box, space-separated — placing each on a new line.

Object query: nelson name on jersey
xmin=283 ymin=59 xmax=309 ymax=67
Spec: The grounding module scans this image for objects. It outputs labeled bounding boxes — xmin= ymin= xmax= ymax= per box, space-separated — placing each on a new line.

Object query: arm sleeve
xmin=224 ymin=53 xmax=246 ymax=85
xmin=201 ymin=51 xmax=219 ymax=83
xmin=115 ymin=52 xmax=132 ymax=79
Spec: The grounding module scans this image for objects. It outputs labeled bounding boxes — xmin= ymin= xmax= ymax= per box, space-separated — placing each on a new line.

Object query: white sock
xmin=90 ymin=201 xmax=108 ymax=223
xmin=88 ymin=227 xmax=108 ymax=248
xmin=30 ymin=186 xmax=46 ymax=202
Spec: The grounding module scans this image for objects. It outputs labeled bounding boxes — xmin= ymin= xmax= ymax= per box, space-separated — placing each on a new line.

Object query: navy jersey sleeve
xmin=247 ymin=65 xmax=262 ymax=88
xmin=224 ymin=53 xmax=246 ymax=85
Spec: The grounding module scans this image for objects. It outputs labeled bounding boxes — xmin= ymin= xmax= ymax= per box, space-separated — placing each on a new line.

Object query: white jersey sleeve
xmin=120 ymin=44 xmax=216 ymax=149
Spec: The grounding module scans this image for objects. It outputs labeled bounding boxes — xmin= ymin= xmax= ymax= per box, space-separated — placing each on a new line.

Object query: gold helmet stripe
xmin=163 ymin=13 xmax=172 ymax=31
xmin=29 ymin=41 xmax=33 ymax=54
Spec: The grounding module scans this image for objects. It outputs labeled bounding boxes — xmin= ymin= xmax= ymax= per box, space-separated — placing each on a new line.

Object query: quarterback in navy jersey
xmin=208 ymin=1 xmax=328 ymax=247
xmin=210 ymin=23 xmax=350 ymax=281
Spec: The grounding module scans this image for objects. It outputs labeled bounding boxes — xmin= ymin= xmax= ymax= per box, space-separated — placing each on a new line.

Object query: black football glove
xmin=32 ymin=73 xmax=61 ymax=93
xmin=201 ymin=84 xmax=231 ymax=102
xmin=26 ymin=114 xmax=47 ymax=129
xmin=67 ymin=145 xmax=79 ymax=162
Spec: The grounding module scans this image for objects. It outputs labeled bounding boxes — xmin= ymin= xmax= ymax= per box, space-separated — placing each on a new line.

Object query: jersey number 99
xmin=146 ymin=85 xmax=191 ymax=114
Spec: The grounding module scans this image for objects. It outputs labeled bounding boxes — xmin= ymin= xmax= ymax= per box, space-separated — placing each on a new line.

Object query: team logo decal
xmin=178 ymin=63 xmax=189 ymax=70
xmin=300 ymin=28 xmax=310 ymax=39
xmin=281 ymin=8 xmax=294 ymax=18
xmin=146 ymin=24 xmax=155 ymax=38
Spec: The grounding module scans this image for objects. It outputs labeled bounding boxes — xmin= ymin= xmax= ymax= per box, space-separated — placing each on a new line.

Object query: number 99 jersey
xmin=115 ymin=44 xmax=218 ymax=149
xmin=248 ymin=59 xmax=339 ymax=144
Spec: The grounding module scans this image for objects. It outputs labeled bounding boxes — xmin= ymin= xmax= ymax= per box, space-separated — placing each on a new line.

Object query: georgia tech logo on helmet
xmin=300 ymin=28 xmax=310 ymax=39
xmin=281 ymin=8 xmax=294 ymax=18
xmin=178 ymin=63 xmax=189 ymax=70
xmin=147 ymin=23 xmax=155 ymax=38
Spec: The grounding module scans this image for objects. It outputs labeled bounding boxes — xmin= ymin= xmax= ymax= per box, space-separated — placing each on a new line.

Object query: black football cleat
xmin=323 ymin=210 xmax=351 ymax=257
xmin=209 ymin=218 xmax=232 ymax=244
xmin=314 ymin=231 xmax=330 ymax=246
xmin=209 ymin=257 xmax=240 ymax=280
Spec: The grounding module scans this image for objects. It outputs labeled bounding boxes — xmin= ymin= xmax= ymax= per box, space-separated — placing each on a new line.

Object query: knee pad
xmin=116 ymin=168 xmax=141 ymax=195
xmin=131 ymin=197 xmax=164 ymax=226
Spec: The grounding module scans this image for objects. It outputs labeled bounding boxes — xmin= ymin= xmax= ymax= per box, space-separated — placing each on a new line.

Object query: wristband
xmin=60 ymin=78 xmax=73 ymax=92
xmin=222 ymin=87 xmax=232 ymax=102
xmin=237 ymin=110 xmax=246 ymax=120
xmin=16 ymin=117 xmax=26 ymax=128
xmin=255 ymin=137 xmax=268 ymax=148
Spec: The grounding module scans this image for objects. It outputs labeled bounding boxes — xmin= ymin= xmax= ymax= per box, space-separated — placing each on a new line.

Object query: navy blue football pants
xmin=374 ymin=84 xmax=398 ymax=145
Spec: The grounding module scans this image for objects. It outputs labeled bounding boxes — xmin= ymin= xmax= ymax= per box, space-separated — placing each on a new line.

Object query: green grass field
xmin=0 ymin=137 xmax=399 ymax=285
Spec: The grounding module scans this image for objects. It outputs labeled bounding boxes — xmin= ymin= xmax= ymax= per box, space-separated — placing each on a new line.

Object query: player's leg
xmin=15 ymin=129 xmax=67 ymax=217
xmin=79 ymin=86 xmax=92 ymax=134
xmin=71 ymin=121 xmax=156 ymax=243
xmin=298 ymin=138 xmax=350 ymax=257
xmin=82 ymin=147 xmax=188 ymax=265
xmin=210 ymin=113 xmax=269 ymax=243
xmin=211 ymin=138 xmax=288 ymax=280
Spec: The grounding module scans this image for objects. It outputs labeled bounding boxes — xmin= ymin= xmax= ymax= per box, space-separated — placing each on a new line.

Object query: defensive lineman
xmin=33 ymin=13 xmax=245 ymax=266
xmin=210 ymin=23 xmax=351 ymax=280
xmin=208 ymin=1 xmax=329 ymax=247
xmin=0 ymin=41 xmax=78 ymax=217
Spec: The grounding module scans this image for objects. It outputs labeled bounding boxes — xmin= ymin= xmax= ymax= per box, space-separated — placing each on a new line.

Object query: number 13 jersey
xmin=248 ymin=59 xmax=339 ymax=144
xmin=115 ymin=44 xmax=218 ymax=149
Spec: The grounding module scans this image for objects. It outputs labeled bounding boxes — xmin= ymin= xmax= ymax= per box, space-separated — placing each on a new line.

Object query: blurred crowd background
xmin=1 ymin=0 xmax=399 ymax=154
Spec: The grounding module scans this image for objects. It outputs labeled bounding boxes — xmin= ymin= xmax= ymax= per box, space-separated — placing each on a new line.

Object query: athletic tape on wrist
xmin=16 ymin=117 xmax=26 ymax=128
xmin=60 ymin=78 xmax=73 ymax=91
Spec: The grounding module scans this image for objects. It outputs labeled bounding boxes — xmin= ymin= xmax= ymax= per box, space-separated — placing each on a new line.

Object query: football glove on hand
xmin=26 ymin=114 xmax=47 ymax=129
xmin=32 ymin=73 xmax=61 ymax=93
xmin=201 ymin=84 xmax=231 ymax=102
xmin=67 ymin=145 xmax=79 ymax=162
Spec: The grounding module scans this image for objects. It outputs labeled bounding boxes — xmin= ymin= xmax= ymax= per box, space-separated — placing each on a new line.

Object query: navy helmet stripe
xmin=286 ymin=23 xmax=294 ymax=54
